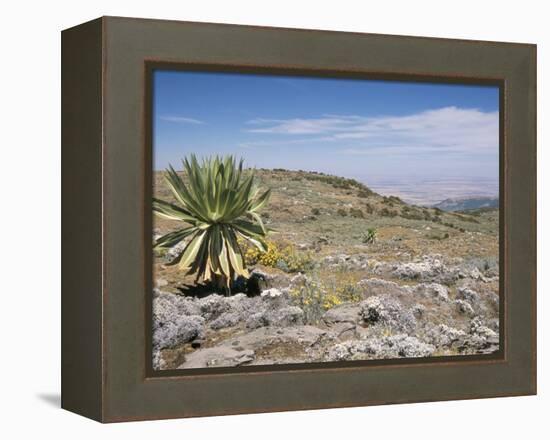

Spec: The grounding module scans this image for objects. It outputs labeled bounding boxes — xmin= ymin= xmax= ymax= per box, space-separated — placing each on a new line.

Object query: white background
xmin=1 ymin=0 xmax=546 ymax=437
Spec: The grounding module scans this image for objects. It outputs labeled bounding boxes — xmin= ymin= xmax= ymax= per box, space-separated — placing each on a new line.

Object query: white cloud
xmin=246 ymin=116 xmax=361 ymax=134
xmin=159 ymin=116 xmax=204 ymax=124
xmin=244 ymin=107 xmax=498 ymax=155
xmin=238 ymin=136 xmax=334 ymax=149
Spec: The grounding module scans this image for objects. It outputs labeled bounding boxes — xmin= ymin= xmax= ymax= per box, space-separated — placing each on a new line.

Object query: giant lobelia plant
xmin=153 ymin=155 xmax=271 ymax=291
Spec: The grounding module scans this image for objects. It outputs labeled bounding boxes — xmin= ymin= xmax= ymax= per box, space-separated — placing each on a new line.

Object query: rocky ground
xmin=153 ymin=168 xmax=499 ymax=370
xmin=153 ymin=253 xmax=499 ymax=369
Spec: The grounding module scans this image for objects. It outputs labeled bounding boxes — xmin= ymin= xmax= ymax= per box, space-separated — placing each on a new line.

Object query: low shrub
xmin=400 ymin=209 xmax=424 ymax=220
xmin=290 ymin=275 xmax=363 ymax=323
xmin=333 ymin=283 xmax=363 ymax=303
xmin=289 ymin=277 xmax=328 ymax=323
xmin=427 ymin=232 xmax=450 ymax=240
xmin=362 ymin=228 xmax=377 ymax=244
xmin=245 ymin=240 xmax=315 ymax=273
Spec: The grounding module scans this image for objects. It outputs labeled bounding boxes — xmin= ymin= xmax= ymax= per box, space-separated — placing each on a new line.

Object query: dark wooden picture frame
xmin=62 ymin=16 xmax=536 ymax=422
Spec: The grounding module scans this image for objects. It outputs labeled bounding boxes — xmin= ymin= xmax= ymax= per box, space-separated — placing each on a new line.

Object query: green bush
xmin=362 ymin=228 xmax=377 ymax=244
xmin=380 ymin=208 xmax=396 ymax=217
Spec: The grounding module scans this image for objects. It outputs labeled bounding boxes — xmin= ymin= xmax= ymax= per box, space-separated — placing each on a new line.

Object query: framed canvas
xmin=61 ymin=16 xmax=536 ymax=422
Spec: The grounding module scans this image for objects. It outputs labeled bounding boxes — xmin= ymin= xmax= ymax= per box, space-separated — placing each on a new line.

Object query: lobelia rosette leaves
xmin=153 ymin=154 xmax=271 ymax=289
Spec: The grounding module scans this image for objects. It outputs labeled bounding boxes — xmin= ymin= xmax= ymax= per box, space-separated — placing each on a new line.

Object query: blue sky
xmin=153 ymin=70 xmax=499 ymax=184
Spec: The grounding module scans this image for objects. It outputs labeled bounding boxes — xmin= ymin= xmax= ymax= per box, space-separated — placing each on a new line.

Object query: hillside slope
xmin=152 ymin=168 xmax=500 ymax=369
xmin=154 ymin=168 xmax=499 ymax=261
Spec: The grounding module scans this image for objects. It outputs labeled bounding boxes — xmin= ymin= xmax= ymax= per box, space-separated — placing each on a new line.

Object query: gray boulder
xmin=358 ymin=278 xmax=412 ymax=298
xmin=166 ymin=241 xmax=187 ymax=262
xmin=262 ymin=306 xmax=305 ymax=327
xmin=392 ymin=255 xmax=445 ymax=280
xmin=230 ymin=326 xmax=327 ymax=350
xmin=390 ymin=255 xmax=462 ymax=284
xmin=414 ymin=282 xmax=449 ymax=302
xmin=322 ymin=303 xmax=361 ymax=325
xmin=426 ymin=324 xmax=467 ymax=348
xmin=180 ymin=347 xmax=255 ymax=368
xmin=226 ymin=293 xmax=265 ymax=317
xmin=183 ymin=326 xmax=327 ymax=367
xmin=250 ymin=269 xmax=291 ymax=289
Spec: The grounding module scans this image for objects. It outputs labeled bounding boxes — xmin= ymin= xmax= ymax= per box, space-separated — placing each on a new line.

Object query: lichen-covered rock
xmin=250 ymin=269 xmax=292 ymax=290
xmin=180 ymin=347 xmax=255 ymax=368
xmin=226 ymin=293 xmax=264 ymax=316
xmin=263 ymin=306 xmax=304 ymax=327
xmin=388 ymin=255 xmax=463 ymax=284
xmin=153 ymin=292 xmax=205 ymax=349
xmin=392 ymin=255 xmax=445 ymax=280
xmin=323 ymin=253 xmax=370 ymax=270
xmin=414 ymin=282 xmax=449 ymax=302
xmin=261 ymin=288 xmax=284 ymax=298
xmin=330 ymin=322 xmax=357 ymax=340
xmin=322 ymin=303 xmax=361 ymax=325
xmin=152 ymin=247 xmax=500 ymax=367
xmin=184 ymin=326 xmax=327 ymax=366
xmin=358 ymin=278 xmax=412 ymax=298
xmin=153 ymin=314 xmax=205 ymax=350
xmin=359 ymin=295 xmax=416 ymax=332
xmin=231 ymin=326 xmax=326 ymax=350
